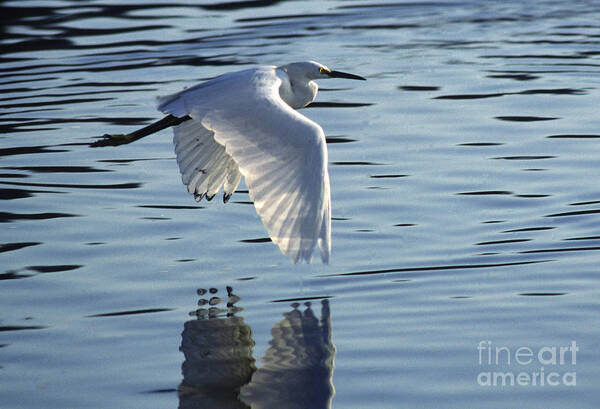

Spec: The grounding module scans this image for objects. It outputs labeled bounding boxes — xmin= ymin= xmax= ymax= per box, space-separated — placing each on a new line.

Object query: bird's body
xmin=97 ymin=61 xmax=365 ymax=264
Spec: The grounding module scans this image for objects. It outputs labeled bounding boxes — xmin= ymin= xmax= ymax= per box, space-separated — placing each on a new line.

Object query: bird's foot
xmin=90 ymin=133 xmax=136 ymax=147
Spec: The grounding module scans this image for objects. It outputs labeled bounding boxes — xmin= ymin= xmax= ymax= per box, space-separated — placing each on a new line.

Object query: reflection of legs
xmin=91 ymin=114 xmax=191 ymax=147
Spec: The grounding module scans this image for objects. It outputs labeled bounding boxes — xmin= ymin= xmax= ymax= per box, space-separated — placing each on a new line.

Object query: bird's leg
xmin=91 ymin=114 xmax=191 ymax=147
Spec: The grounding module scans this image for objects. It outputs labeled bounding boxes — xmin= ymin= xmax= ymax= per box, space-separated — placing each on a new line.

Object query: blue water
xmin=2 ymin=1 xmax=600 ymax=408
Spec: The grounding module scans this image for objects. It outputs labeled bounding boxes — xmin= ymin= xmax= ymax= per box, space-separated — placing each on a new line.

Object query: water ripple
xmin=87 ymin=308 xmax=173 ymax=318
xmin=0 ymin=242 xmax=41 ymax=253
xmin=324 ymin=259 xmax=553 ymax=277
xmin=435 ymin=88 xmax=586 ymax=99
xmin=1 ymin=180 xmax=141 ymax=190
xmin=0 ymin=211 xmax=78 ymax=223
xmin=546 ymin=209 xmax=600 ymax=217
xmin=495 ymin=115 xmax=560 ymax=122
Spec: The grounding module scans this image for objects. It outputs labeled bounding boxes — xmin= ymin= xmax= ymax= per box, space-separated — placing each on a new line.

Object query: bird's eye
xmin=319 ymin=67 xmax=325 ymax=74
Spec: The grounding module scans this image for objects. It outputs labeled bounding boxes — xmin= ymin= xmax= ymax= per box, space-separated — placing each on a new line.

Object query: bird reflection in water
xmin=178 ymin=287 xmax=335 ymax=409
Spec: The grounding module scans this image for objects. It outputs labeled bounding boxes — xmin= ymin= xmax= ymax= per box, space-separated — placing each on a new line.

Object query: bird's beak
xmin=327 ymin=70 xmax=366 ymax=81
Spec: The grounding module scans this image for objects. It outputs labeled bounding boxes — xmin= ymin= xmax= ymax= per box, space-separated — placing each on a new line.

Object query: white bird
xmin=96 ymin=61 xmax=365 ymax=263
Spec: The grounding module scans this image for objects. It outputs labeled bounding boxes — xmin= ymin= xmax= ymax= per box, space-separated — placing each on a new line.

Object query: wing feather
xmin=159 ymin=67 xmax=330 ymax=263
xmin=172 ymin=116 xmax=241 ymax=201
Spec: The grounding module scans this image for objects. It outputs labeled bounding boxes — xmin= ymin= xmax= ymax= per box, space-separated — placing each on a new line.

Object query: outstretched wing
xmin=172 ymin=120 xmax=241 ymax=202
xmin=158 ymin=67 xmax=331 ymax=263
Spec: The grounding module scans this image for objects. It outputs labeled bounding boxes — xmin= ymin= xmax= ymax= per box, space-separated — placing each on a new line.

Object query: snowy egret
xmin=95 ymin=61 xmax=365 ymax=263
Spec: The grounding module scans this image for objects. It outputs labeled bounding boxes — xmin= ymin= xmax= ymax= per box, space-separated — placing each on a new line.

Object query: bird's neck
xmin=277 ymin=69 xmax=318 ymax=109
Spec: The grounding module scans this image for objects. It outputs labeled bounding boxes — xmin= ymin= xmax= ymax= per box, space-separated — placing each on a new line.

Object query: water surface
xmin=2 ymin=1 xmax=600 ymax=408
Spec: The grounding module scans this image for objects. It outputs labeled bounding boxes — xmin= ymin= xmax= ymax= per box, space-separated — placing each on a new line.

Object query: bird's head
xmin=280 ymin=61 xmax=366 ymax=82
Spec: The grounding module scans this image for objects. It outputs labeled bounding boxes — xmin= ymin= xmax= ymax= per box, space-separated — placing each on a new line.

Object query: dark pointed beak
xmin=327 ymin=70 xmax=366 ymax=81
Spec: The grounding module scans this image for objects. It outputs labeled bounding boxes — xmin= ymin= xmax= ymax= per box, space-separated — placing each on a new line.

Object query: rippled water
xmin=2 ymin=1 xmax=600 ymax=408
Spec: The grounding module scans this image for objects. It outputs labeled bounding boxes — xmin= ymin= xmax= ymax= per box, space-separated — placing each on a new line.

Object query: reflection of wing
xmin=239 ymin=300 xmax=335 ymax=409
xmin=158 ymin=67 xmax=330 ymax=263
xmin=179 ymin=316 xmax=255 ymax=409
xmin=172 ymin=120 xmax=241 ymax=202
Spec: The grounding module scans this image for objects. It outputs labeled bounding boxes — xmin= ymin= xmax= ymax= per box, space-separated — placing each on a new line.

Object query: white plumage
xmin=157 ymin=62 xmax=365 ymax=263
